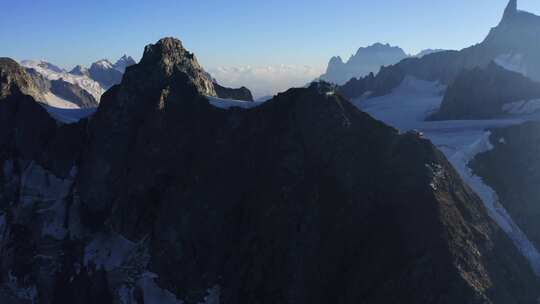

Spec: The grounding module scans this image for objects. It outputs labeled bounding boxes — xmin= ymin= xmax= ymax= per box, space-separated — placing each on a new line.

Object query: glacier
xmin=353 ymin=76 xmax=540 ymax=275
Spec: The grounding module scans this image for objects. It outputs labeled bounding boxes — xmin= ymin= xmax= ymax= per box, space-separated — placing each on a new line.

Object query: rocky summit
xmin=0 ymin=37 xmax=539 ymax=304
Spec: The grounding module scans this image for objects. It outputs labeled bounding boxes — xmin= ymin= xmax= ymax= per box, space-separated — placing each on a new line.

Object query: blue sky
xmin=1 ymin=0 xmax=539 ymax=97
xmin=1 ymin=0 xmax=539 ymax=69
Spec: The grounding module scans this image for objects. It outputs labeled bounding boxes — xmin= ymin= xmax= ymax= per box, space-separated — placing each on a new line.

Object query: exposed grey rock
xmin=0 ymin=58 xmax=45 ymax=101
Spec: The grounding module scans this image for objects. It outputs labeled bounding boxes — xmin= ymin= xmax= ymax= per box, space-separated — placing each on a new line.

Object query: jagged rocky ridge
xmin=1 ymin=38 xmax=540 ymax=304
xmin=339 ymin=0 xmax=540 ymax=100
xmin=429 ymin=62 xmax=540 ymax=120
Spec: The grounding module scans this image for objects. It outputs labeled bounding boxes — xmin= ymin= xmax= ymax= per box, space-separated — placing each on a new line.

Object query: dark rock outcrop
xmin=429 ymin=62 xmax=540 ymax=120
xmin=471 ymin=121 xmax=540 ymax=251
xmin=214 ymin=82 xmax=254 ymax=101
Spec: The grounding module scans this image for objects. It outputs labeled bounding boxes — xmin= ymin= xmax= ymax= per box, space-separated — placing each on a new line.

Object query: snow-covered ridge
xmin=354 ymin=76 xmax=540 ymax=275
xmin=21 ymin=59 xmax=105 ymax=101
xmin=93 ymin=59 xmax=114 ymax=69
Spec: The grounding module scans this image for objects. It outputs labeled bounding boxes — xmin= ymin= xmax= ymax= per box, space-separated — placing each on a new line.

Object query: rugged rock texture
xmin=26 ymin=67 xmax=52 ymax=93
xmin=471 ymin=122 xmax=540 ymax=251
xmin=1 ymin=40 xmax=540 ymax=304
xmin=214 ymin=82 xmax=254 ymax=101
xmin=320 ymin=43 xmax=408 ymax=85
xmin=0 ymin=58 xmax=45 ymax=101
xmin=429 ymin=62 xmax=540 ymax=120
xmin=137 ymin=37 xmax=217 ymax=97
xmin=339 ymin=0 xmax=540 ymax=100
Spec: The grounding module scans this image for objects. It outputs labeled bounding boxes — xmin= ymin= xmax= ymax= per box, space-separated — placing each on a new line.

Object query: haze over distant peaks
xmin=113 ymin=55 xmax=137 ymax=73
xmin=320 ymin=43 xmax=408 ymax=85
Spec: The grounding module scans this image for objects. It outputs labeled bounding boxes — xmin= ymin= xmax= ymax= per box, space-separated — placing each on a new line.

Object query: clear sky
xmin=1 ymin=0 xmax=539 ymax=97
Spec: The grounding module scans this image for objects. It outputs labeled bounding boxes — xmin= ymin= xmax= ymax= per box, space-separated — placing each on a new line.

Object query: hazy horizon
xmin=3 ymin=0 xmax=540 ymax=97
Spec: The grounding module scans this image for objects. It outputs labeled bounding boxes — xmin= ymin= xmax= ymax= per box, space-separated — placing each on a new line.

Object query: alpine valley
xmin=2 ymin=1 xmax=540 ymax=304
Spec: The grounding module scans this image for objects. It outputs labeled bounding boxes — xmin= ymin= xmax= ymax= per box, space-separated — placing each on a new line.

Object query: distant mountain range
xmin=3 ymin=1 xmax=540 ymax=303
xmin=20 ymin=55 xmax=137 ymax=108
xmin=319 ymin=43 xmax=445 ymax=85
xmin=339 ymin=0 xmax=540 ymax=120
xmin=19 ymin=54 xmax=254 ymax=109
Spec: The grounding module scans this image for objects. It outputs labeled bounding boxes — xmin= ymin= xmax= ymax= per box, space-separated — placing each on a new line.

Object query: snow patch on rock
xmin=502 ymin=98 xmax=540 ymax=115
xmin=42 ymin=92 xmax=80 ymax=109
xmin=495 ymin=53 xmax=528 ymax=77
xmin=138 ymin=272 xmax=184 ymax=304
xmin=207 ymin=96 xmax=263 ymax=109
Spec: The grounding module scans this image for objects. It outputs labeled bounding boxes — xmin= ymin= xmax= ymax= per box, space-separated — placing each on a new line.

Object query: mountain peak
xmin=113 ymin=55 xmax=136 ymax=73
xmin=504 ymin=0 xmax=518 ymax=19
xmin=140 ymin=37 xmax=191 ymax=67
xmin=92 ymin=59 xmax=114 ymax=69
xmin=138 ymin=37 xmax=216 ymax=96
